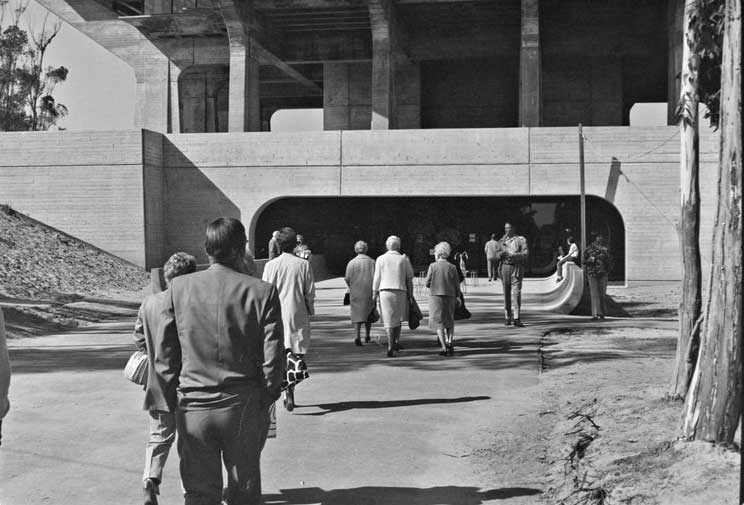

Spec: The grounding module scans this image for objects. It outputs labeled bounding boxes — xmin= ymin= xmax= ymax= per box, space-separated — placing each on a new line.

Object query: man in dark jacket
xmin=153 ymin=217 xmax=285 ymax=505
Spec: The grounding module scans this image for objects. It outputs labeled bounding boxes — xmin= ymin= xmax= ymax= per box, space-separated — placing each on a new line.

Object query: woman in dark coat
xmin=426 ymin=242 xmax=463 ymax=356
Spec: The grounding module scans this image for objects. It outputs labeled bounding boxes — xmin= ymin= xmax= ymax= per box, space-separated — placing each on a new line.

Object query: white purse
xmin=124 ymin=350 xmax=149 ymax=385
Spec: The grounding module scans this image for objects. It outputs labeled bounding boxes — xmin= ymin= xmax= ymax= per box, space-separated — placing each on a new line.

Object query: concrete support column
xmin=133 ymin=55 xmax=171 ymax=133
xmin=226 ymin=40 xmax=261 ymax=132
xmin=519 ymin=0 xmax=542 ymax=127
xmin=395 ymin=59 xmax=420 ymax=129
xmin=168 ymin=61 xmax=181 ymax=133
xmin=218 ymin=0 xmax=261 ymax=132
xmin=667 ymin=0 xmax=684 ymax=125
xmin=369 ymin=0 xmax=395 ymax=129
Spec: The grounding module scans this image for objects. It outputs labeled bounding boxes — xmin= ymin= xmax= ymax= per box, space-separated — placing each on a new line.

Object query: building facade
xmin=0 ymin=0 xmax=715 ymax=284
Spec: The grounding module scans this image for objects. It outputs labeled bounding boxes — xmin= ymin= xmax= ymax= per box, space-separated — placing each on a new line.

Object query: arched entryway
xmin=254 ymin=196 xmax=625 ymax=281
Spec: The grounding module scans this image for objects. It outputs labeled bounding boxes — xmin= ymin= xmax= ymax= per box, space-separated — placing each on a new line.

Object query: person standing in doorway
xmin=584 ymin=233 xmax=613 ymax=320
xmin=268 ymin=230 xmax=281 ymax=260
xmin=294 ymin=234 xmax=312 ymax=262
xmin=496 ymin=222 xmax=529 ymax=327
xmin=484 ymin=233 xmax=500 ymax=282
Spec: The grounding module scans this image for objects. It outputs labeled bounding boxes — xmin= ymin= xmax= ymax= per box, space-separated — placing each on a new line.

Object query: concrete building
xmin=33 ymin=0 xmax=682 ymax=133
xmin=0 ymin=0 xmax=717 ymax=284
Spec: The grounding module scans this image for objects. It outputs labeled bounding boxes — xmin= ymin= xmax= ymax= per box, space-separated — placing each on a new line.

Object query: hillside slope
xmin=0 ymin=205 xmax=149 ymax=337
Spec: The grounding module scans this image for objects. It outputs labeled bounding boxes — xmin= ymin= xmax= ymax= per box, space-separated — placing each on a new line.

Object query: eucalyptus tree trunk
xmin=680 ymin=0 xmax=742 ymax=442
xmin=669 ymin=0 xmax=702 ymax=401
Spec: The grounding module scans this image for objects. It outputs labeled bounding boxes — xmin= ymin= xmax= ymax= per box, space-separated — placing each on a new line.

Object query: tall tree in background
xmin=670 ymin=0 xmax=703 ymax=401
xmin=0 ymin=0 xmax=68 ymax=131
xmin=681 ymin=0 xmax=741 ymax=442
xmin=670 ymin=0 xmax=724 ymax=400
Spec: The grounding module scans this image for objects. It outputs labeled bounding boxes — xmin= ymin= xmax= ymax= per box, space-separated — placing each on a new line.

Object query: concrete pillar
xmin=323 ymin=62 xmax=372 ymax=130
xmin=519 ymin=0 xmax=542 ymax=127
xmin=168 ymin=61 xmax=181 ymax=133
xmin=667 ymin=0 xmax=684 ymax=125
xmin=395 ymin=59 xmax=420 ymax=129
xmin=133 ymin=55 xmax=171 ymax=133
xmin=227 ymin=40 xmax=261 ymax=132
xmin=369 ymin=0 xmax=395 ymax=129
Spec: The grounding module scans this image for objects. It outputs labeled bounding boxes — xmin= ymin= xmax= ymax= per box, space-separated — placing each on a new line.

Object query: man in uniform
xmin=496 ymin=222 xmax=529 ymax=327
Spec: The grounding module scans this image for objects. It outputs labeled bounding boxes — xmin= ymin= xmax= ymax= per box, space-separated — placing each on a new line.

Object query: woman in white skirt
xmin=426 ymin=242 xmax=463 ymax=356
xmin=373 ymin=235 xmax=414 ymax=357
xmin=345 ymin=240 xmax=376 ymax=346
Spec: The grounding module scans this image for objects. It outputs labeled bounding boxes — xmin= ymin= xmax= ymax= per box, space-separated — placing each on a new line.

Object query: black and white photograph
xmin=0 ymin=0 xmax=742 ymax=503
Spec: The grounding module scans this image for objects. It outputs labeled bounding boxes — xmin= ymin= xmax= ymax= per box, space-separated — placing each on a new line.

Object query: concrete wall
xmin=0 ymin=126 xmax=719 ymax=283
xmin=0 ymin=131 xmax=148 ymax=266
xmin=155 ymin=126 xmax=718 ymax=283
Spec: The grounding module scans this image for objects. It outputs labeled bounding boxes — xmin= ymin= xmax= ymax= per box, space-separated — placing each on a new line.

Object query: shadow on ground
xmin=263 ymin=485 xmax=542 ymax=504
xmin=295 ymin=395 xmax=490 ymax=416
xmin=9 ymin=346 xmax=132 ymax=374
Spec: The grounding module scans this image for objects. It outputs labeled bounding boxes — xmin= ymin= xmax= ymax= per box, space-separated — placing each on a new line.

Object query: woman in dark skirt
xmin=426 ymin=242 xmax=463 ymax=356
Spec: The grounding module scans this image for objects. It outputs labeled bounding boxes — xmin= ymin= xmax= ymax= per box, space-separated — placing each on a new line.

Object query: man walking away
xmin=154 ymin=218 xmax=285 ymax=505
xmin=496 ymin=223 xmax=529 ymax=327
xmin=484 ymin=233 xmax=500 ymax=281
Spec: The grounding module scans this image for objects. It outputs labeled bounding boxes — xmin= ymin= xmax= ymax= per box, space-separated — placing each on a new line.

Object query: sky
xmin=28 ymin=0 xmax=673 ymax=132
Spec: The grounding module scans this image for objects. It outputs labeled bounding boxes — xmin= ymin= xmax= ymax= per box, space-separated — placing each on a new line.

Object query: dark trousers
xmin=587 ymin=274 xmax=608 ymax=316
xmin=176 ymin=390 xmax=267 ymax=505
xmin=487 ymin=258 xmax=499 ymax=280
xmin=499 ymin=263 xmax=522 ymax=320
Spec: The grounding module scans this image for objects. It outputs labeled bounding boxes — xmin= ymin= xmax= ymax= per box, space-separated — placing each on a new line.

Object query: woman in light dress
xmin=262 ymin=227 xmax=315 ymax=411
xmin=373 ymin=235 xmax=414 ymax=358
xmin=426 ymin=242 xmax=463 ymax=356
xmin=344 ymin=241 xmax=376 ymax=346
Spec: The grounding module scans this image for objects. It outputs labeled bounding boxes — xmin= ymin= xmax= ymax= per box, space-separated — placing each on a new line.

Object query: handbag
xmin=281 ymin=352 xmax=309 ymax=391
xmin=343 ymin=291 xmax=350 ymax=305
xmin=408 ymin=298 xmax=422 ymax=330
xmin=367 ymin=306 xmax=380 ymax=324
xmin=454 ymin=296 xmax=471 ymax=320
xmin=124 ymin=350 xmax=149 ymax=385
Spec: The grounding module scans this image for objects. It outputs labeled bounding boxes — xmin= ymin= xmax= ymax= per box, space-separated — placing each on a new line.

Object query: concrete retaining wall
xmin=0 ymin=126 xmax=719 ymax=284
xmin=0 ymin=131 xmax=148 ymax=266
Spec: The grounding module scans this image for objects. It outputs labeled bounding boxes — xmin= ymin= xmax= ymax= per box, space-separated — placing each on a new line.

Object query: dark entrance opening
xmin=255 ymin=196 xmax=625 ymax=281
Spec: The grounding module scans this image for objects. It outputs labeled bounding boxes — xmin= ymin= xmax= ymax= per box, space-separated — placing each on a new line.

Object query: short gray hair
xmin=385 ymin=235 xmax=401 ymax=251
xmin=354 ymin=240 xmax=368 ymax=254
xmin=434 ymin=242 xmax=451 ymax=259
xmin=164 ymin=252 xmax=197 ymax=283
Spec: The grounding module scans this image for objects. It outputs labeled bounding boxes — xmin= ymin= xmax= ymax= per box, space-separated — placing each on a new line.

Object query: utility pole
xmin=579 ymin=123 xmax=586 ymax=260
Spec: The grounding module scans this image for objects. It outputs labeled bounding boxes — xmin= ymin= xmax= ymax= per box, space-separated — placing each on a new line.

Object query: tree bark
xmin=680 ymin=0 xmax=742 ymax=442
xmin=670 ymin=0 xmax=703 ymax=400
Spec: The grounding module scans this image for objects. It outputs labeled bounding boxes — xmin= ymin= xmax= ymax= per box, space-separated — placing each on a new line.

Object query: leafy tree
xmin=0 ymin=0 xmax=68 ymax=131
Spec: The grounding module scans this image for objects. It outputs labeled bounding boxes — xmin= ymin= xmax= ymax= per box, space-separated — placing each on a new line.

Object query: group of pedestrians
xmin=133 ymin=220 xmax=319 ymax=505
xmin=343 ymin=223 xmax=536 ymax=359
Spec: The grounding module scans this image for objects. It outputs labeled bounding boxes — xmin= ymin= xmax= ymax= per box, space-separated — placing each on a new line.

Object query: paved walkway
xmin=0 ymin=278 xmax=662 ymax=505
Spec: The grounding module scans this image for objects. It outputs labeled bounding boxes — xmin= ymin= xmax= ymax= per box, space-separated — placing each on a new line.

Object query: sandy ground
xmin=1 ymin=279 xmax=739 ymax=504
xmin=540 ymin=324 xmax=739 ymax=505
